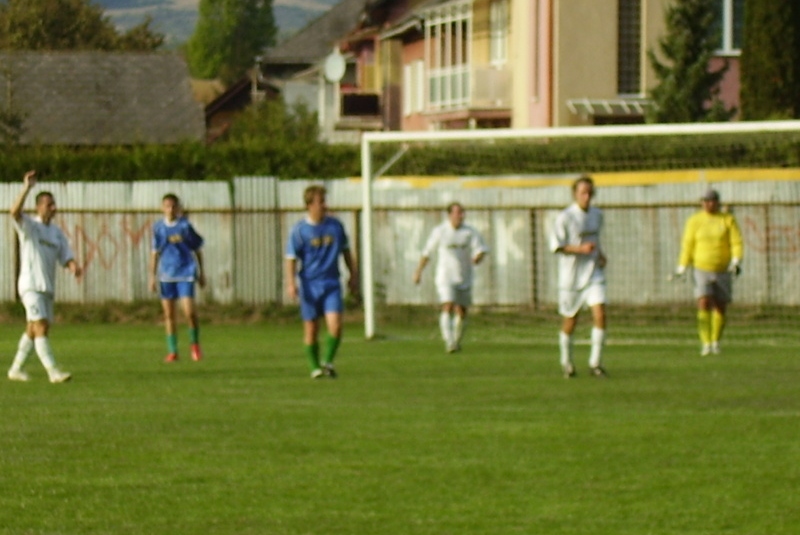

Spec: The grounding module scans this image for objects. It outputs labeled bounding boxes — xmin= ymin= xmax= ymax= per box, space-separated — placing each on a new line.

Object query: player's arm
xmin=471 ymin=231 xmax=489 ymax=265
xmin=675 ymin=216 xmax=697 ymax=276
xmin=597 ymin=248 xmax=607 ymax=268
xmin=148 ymin=250 xmax=159 ymax=293
xmin=596 ymin=212 xmax=607 ymax=267
xmin=285 ymin=257 xmax=298 ymax=300
xmin=10 ymin=171 xmax=36 ymax=222
xmin=285 ymin=226 xmax=303 ymax=300
xmin=558 ymin=243 xmax=596 ymax=255
xmin=550 ymin=215 xmax=593 ymax=255
xmin=64 ymin=258 xmax=83 ymax=279
xmin=57 ymin=234 xmax=82 ymax=278
xmin=342 ymin=249 xmax=359 ymax=295
xmin=415 ymin=227 xmax=440 ymax=283
xmin=413 ymin=256 xmax=429 ymax=284
xmin=728 ymin=215 xmax=744 ymax=275
xmin=194 ymin=249 xmax=206 ymax=288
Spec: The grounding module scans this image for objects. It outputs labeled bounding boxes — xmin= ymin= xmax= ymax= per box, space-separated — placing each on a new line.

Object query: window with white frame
xmin=424 ymin=0 xmax=472 ymax=111
xmin=415 ymin=60 xmax=425 ymax=113
xmin=403 ymin=60 xmax=425 ymax=116
xmin=489 ymin=0 xmax=508 ymax=67
xmin=714 ymin=0 xmax=744 ymax=54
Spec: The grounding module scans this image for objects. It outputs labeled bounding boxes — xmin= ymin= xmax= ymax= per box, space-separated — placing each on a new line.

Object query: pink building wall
xmin=527 ymin=0 xmax=552 ymax=128
xmin=711 ymin=56 xmax=741 ymax=116
xmin=400 ymin=39 xmax=429 ymax=131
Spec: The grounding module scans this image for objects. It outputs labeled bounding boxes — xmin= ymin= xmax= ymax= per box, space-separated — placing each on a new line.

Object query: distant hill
xmin=98 ymin=0 xmax=341 ymax=48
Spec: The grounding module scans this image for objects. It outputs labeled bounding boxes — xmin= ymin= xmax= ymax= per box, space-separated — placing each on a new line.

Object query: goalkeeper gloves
xmin=728 ymin=259 xmax=742 ymax=277
xmin=673 ymin=265 xmax=687 ymax=279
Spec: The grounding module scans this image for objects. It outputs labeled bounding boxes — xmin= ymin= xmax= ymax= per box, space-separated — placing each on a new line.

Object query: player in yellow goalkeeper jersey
xmin=675 ymin=189 xmax=744 ymax=356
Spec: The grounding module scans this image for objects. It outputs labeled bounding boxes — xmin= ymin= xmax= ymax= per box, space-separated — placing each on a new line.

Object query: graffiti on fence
xmin=60 ymin=214 xmax=152 ymax=273
xmin=742 ymin=215 xmax=800 ymax=256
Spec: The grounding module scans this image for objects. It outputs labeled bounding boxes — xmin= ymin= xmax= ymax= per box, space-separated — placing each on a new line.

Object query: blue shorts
xmin=300 ymin=279 xmax=343 ymax=321
xmin=160 ymin=281 xmax=196 ymax=300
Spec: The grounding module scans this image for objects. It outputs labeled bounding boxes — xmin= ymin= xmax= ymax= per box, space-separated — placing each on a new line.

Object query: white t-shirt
xmin=422 ymin=221 xmax=489 ymax=289
xmin=13 ymin=214 xmax=74 ymax=295
xmin=550 ymin=203 xmax=604 ymax=291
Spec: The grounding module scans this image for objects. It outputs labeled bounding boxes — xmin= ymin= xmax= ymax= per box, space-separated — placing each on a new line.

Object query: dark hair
xmin=571 ymin=175 xmax=594 ymax=196
xmin=447 ymin=202 xmax=463 ymax=214
xmin=304 ymin=185 xmax=327 ymax=206
xmin=162 ymin=193 xmax=180 ymax=204
xmin=35 ymin=191 xmax=54 ymax=205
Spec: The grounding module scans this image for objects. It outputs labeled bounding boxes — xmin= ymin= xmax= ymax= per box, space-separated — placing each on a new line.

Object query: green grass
xmin=0 ymin=314 xmax=798 ymax=534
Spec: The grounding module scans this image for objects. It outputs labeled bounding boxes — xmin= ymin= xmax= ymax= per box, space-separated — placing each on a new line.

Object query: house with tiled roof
xmin=0 ymin=52 xmax=204 ymax=145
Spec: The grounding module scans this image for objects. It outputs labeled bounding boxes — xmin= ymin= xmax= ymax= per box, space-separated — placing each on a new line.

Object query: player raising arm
xmin=7 ymin=170 xmax=82 ymax=383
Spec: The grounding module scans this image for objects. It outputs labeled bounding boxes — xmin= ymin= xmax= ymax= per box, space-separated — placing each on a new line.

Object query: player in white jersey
xmin=413 ymin=202 xmax=489 ymax=353
xmin=7 ymin=171 xmax=82 ymax=383
xmin=549 ymin=176 xmax=607 ymax=378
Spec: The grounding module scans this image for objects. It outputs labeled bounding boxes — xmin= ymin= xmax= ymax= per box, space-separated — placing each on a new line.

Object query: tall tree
xmin=0 ymin=0 xmax=163 ymax=51
xmin=186 ymin=0 xmax=276 ymax=82
xmin=740 ymin=0 xmax=800 ymax=119
xmin=646 ymin=0 xmax=735 ymax=123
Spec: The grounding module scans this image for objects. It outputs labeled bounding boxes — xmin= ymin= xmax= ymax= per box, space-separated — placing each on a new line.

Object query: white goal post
xmin=359 ymin=120 xmax=800 ymax=339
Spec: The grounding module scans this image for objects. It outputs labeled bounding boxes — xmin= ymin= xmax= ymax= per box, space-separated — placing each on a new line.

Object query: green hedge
xmin=0 ymin=141 xmax=361 ymax=182
xmin=1 ymin=130 xmax=799 ymax=183
xmin=373 ymin=131 xmax=800 ymax=176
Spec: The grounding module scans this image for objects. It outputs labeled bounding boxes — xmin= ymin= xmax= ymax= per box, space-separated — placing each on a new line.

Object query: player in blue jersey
xmin=286 ymin=185 xmax=358 ymax=379
xmin=149 ymin=193 xmax=205 ymax=363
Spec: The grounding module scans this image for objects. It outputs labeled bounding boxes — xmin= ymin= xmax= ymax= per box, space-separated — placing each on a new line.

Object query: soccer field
xmin=0 ymin=315 xmax=798 ymax=534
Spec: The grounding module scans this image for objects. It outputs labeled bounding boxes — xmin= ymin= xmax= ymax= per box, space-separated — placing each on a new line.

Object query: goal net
xmin=359 ymin=121 xmax=800 ymax=340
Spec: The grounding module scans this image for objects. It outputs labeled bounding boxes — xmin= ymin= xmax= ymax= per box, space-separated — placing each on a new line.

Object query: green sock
xmin=321 ymin=334 xmax=341 ymax=365
xmin=304 ymin=343 xmax=320 ymax=371
xmin=189 ymin=327 xmax=199 ymax=344
xmin=166 ymin=334 xmax=178 ymax=354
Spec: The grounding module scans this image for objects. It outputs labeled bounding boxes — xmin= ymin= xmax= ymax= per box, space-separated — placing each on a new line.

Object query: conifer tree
xmin=647 ymin=0 xmax=735 ymax=122
xmin=740 ymin=0 xmax=800 ymax=119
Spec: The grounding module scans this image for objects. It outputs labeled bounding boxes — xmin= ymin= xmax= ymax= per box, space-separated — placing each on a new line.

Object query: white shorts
xmin=436 ymin=284 xmax=472 ymax=307
xmin=558 ymin=283 xmax=606 ymax=318
xmin=21 ymin=291 xmax=54 ymax=322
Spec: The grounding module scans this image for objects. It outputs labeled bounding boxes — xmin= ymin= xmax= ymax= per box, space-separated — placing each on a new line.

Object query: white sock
xmin=589 ymin=327 xmax=606 ymax=368
xmin=34 ymin=337 xmax=58 ymax=372
xmin=439 ymin=312 xmax=453 ymax=345
xmin=10 ymin=333 xmax=33 ymax=371
xmin=559 ymin=331 xmax=573 ymax=367
xmin=453 ymin=315 xmax=465 ymax=345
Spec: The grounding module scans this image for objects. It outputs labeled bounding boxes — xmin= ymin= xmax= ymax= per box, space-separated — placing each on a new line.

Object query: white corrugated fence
xmin=1 ymin=171 xmax=799 ymax=308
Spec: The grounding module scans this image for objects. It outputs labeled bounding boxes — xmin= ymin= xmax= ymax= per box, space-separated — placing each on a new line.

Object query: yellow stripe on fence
xmin=352 ymin=168 xmax=800 ymax=189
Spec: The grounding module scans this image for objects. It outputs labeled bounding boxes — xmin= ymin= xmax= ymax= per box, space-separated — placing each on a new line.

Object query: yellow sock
xmin=697 ymin=310 xmax=712 ymax=344
xmin=711 ymin=310 xmax=725 ymax=342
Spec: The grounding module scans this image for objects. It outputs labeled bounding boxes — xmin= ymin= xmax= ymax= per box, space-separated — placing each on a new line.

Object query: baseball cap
xmin=701 ymin=189 xmax=720 ymax=201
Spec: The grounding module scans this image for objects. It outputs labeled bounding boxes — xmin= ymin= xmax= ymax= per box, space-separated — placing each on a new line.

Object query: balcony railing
xmin=428 ymin=63 xmax=511 ymax=111
xmin=330 ymin=63 xmax=512 ymax=132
